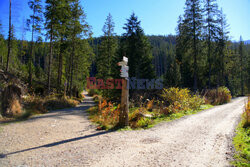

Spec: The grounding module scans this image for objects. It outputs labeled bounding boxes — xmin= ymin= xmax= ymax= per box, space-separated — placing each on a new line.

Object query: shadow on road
xmin=0 ymin=101 xmax=95 ymax=124
xmin=0 ymin=130 xmax=111 ymax=158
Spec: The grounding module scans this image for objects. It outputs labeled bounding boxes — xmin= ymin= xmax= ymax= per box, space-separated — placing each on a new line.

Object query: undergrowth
xmin=232 ymin=97 xmax=250 ymax=167
xmin=0 ymin=94 xmax=82 ymax=121
xmin=23 ymin=95 xmax=80 ymax=117
xmin=88 ymin=87 xmax=213 ymax=130
xmin=204 ymin=86 xmax=232 ymax=105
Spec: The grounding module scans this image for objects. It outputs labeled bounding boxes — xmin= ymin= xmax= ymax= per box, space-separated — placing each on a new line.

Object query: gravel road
xmin=0 ymin=96 xmax=247 ymax=167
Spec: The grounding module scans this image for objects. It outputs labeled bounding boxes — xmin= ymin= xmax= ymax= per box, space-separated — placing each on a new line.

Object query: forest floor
xmin=0 ymin=94 xmax=247 ymax=167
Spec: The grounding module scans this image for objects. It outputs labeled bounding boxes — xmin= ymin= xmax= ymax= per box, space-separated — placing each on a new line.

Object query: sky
xmin=0 ymin=0 xmax=249 ymax=41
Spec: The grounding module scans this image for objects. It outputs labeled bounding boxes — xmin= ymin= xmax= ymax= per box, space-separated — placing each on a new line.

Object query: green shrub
xmin=161 ymin=87 xmax=204 ymax=114
xmin=189 ymin=95 xmax=205 ymax=110
xmin=136 ymin=117 xmax=152 ymax=128
xmin=205 ymin=86 xmax=232 ymax=105
xmin=161 ymin=87 xmax=191 ymax=106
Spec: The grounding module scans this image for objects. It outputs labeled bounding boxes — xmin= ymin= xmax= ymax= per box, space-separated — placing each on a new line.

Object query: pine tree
xmin=27 ymin=0 xmax=43 ymax=87
xmin=182 ymin=0 xmax=203 ymax=90
xmin=203 ymin=0 xmax=220 ymax=88
xmin=121 ymin=13 xmax=155 ymax=79
xmin=56 ymin=0 xmax=71 ymax=92
xmin=97 ymin=13 xmax=117 ymax=79
xmin=67 ymin=0 xmax=92 ymax=96
xmin=44 ymin=0 xmax=59 ymax=94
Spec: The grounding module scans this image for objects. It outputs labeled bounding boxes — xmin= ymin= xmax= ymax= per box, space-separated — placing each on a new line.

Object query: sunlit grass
xmin=232 ymin=97 xmax=250 ymax=166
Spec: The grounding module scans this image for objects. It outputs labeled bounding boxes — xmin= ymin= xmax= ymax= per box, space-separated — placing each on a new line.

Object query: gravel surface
xmin=0 ymin=96 xmax=247 ymax=167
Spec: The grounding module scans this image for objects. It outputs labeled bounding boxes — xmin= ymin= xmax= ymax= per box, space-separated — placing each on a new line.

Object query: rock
xmin=138 ymin=112 xmax=153 ymax=118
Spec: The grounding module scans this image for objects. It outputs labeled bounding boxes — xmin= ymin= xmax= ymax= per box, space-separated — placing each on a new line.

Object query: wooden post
xmin=119 ymin=78 xmax=129 ymax=127
xmin=118 ymin=56 xmax=129 ymax=127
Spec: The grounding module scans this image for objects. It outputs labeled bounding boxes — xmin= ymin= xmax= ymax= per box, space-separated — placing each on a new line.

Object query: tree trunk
xmin=0 ymin=54 xmax=2 ymax=67
xmin=69 ymin=39 xmax=75 ymax=97
xmin=239 ymin=39 xmax=244 ymax=96
xmin=66 ymin=62 xmax=71 ymax=95
xmin=6 ymin=0 xmax=11 ymax=72
xmin=57 ymin=37 xmax=63 ymax=92
xmin=47 ymin=27 xmax=53 ymax=95
xmin=29 ymin=7 xmax=35 ymax=88
xmin=240 ymin=51 xmax=244 ymax=96
xmin=207 ymin=1 xmax=212 ymax=89
xmin=193 ymin=21 xmax=198 ymax=91
xmin=208 ymin=34 xmax=211 ymax=88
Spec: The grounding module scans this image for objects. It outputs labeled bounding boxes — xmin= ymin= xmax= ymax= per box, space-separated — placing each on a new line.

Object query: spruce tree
xmin=203 ymin=0 xmax=220 ymax=88
xmin=96 ymin=14 xmax=118 ymax=98
xmin=97 ymin=13 xmax=117 ymax=79
xmin=122 ymin=13 xmax=155 ymax=79
xmin=182 ymin=0 xmax=203 ymax=90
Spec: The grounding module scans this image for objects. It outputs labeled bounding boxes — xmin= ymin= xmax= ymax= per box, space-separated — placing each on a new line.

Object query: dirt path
xmin=0 ymin=96 xmax=247 ymax=167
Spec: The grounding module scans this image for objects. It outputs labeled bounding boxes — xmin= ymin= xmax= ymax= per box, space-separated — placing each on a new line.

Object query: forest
xmin=0 ymin=0 xmax=249 ymax=118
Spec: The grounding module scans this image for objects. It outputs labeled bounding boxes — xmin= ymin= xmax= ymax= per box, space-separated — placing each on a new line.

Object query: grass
xmin=232 ymin=97 xmax=250 ymax=167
